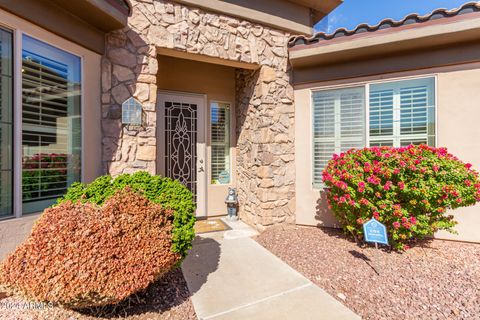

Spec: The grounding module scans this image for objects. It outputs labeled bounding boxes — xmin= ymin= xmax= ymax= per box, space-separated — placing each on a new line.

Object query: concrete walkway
xmin=182 ymin=219 xmax=360 ymax=320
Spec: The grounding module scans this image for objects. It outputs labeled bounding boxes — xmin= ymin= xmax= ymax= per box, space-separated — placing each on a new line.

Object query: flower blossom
xmin=383 ymin=181 xmax=393 ymax=191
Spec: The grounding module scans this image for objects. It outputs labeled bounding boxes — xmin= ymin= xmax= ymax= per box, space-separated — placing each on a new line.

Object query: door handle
xmin=198 ymin=159 xmax=204 ymax=172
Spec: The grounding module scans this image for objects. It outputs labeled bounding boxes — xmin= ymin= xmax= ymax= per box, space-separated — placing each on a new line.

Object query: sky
xmin=315 ymin=0 xmax=472 ymax=33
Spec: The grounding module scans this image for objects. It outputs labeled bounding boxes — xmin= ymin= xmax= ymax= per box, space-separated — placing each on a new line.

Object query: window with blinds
xmin=369 ymin=77 xmax=435 ymax=147
xmin=312 ymin=87 xmax=365 ymax=188
xmin=210 ymin=102 xmax=231 ymax=184
xmin=22 ymin=35 xmax=81 ymax=214
xmin=0 ymin=28 xmax=12 ymax=218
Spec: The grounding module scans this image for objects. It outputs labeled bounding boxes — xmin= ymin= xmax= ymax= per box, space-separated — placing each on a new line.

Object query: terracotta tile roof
xmin=288 ymin=1 xmax=480 ymax=48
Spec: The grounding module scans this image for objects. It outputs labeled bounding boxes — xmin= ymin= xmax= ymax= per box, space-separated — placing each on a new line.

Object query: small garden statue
xmin=225 ymin=187 xmax=238 ymax=221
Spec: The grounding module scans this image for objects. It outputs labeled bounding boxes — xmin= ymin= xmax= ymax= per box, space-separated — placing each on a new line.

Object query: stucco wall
xmin=101 ymin=0 xmax=295 ymax=228
xmin=0 ymin=8 xmax=102 ymax=259
xmin=294 ymin=63 xmax=480 ymax=243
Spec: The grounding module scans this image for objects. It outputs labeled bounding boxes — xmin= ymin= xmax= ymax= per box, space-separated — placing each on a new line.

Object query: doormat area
xmin=195 ymin=219 xmax=230 ymax=234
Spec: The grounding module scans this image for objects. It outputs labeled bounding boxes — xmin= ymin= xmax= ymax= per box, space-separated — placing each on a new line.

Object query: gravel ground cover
xmin=0 ymin=269 xmax=195 ymax=320
xmin=256 ymin=225 xmax=480 ymax=320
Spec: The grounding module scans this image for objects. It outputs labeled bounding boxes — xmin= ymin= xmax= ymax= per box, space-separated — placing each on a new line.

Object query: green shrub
xmin=58 ymin=171 xmax=196 ymax=258
xmin=1 ymin=189 xmax=180 ymax=308
xmin=323 ymin=145 xmax=480 ymax=250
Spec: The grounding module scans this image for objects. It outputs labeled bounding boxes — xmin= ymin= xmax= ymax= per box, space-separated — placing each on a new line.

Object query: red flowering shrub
xmin=323 ymin=145 xmax=480 ymax=250
xmin=0 ymin=189 xmax=180 ymax=308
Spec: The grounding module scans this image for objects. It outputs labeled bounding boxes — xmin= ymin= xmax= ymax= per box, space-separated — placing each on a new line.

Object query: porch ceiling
xmin=49 ymin=0 xmax=130 ymax=32
xmin=0 ymin=0 xmax=131 ymax=54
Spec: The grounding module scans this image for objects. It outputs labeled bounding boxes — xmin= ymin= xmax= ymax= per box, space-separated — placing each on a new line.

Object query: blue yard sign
xmin=363 ymin=218 xmax=389 ymax=245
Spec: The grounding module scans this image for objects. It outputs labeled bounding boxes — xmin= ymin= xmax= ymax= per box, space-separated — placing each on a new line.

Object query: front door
xmin=157 ymin=92 xmax=207 ymax=217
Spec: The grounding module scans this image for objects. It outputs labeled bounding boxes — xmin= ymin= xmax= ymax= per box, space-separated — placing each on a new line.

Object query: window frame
xmin=0 ymin=27 xmax=14 ymax=219
xmin=0 ymin=14 xmax=85 ymax=220
xmin=310 ymin=74 xmax=438 ymax=191
xmin=208 ymin=100 xmax=233 ymax=186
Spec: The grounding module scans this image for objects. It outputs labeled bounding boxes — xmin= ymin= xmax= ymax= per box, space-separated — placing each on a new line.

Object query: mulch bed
xmin=0 ymin=269 xmax=195 ymax=320
xmin=256 ymin=225 xmax=480 ymax=320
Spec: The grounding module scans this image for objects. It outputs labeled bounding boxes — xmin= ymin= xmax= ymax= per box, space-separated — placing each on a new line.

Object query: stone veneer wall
xmin=101 ymin=0 xmax=295 ymax=229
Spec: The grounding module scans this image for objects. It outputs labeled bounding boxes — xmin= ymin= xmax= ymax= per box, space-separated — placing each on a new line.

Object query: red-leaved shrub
xmin=0 ymin=188 xmax=180 ymax=308
xmin=323 ymin=145 xmax=480 ymax=250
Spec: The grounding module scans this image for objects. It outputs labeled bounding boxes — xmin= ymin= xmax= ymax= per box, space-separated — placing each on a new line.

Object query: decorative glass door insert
xmin=165 ymin=102 xmax=198 ymax=198
xmin=157 ymin=92 xmax=206 ymax=217
xmin=21 ymin=35 xmax=81 ymax=214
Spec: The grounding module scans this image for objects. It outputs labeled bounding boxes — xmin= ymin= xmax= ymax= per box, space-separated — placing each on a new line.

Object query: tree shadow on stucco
xmin=77 ymin=236 xmax=221 ymax=318
xmin=314 ymin=190 xmax=342 ymax=230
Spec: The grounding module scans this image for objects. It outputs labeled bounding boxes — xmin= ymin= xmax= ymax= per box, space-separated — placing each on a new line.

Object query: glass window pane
xmin=400 ymin=139 xmax=428 ymax=147
xmin=369 ymin=77 xmax=435 ymax=148
xmin=312 ymin=87 xmax=365 ymax=189
xmin=369 ymin=89 xmax=393 ymax=137
xmin=370 ymin=140 xmax=393 ymax=147
xmin=22 ymin=35 xmax=81 ymax=214
xmin=0 ymin=28 xmax=13 ymax=218
xmin=210 ymin=102 xmax=230 ymax=184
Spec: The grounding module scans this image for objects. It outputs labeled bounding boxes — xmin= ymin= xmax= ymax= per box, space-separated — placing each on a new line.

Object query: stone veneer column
xmin=236 ymin=65 xmax=296 ymax=230
xmin=101 ymin=0 xmax=296 ymax=229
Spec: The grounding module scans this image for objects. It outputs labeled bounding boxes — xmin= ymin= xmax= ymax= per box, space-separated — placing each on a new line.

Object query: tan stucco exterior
xmin=156 ymin=55 xmax=237 ymax=216
xmin=0 ymin=8 xmax=102 ymax=259
xmin=0 ymin=0 xmax=129 ymax=54
xmin=0 ymin=8 xmax=103 ymax=185
xmin=294 ymin=63 xmax=480 ymax=243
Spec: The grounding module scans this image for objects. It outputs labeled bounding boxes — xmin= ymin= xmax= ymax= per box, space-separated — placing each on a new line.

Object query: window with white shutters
xmin=210 ymin=102 xmax=231 ymax=184
xmin=21 ymin=35 xmax=81 ymax=214
xmin=311 ymin=77 xmax=436 ymax=189
xmin=369 ymin=77 xmax=435 ymax=147
xmin=312 ymin=87 xmax=365 ymax=188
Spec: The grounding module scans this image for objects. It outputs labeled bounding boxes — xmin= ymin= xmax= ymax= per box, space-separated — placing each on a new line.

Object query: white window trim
xmin=209 ymin=100 xmax=234 ymax=186
xmin=310 ymin=74 xmax=438 ymax=191
xmin=0 ymin=11 xmax=85 ymax=220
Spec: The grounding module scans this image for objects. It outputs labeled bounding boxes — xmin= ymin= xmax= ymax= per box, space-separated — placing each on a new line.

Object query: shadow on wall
xmin=315 ymin=190 xmax=342 ymax=228
xmin=234 ymin=68 xmax=259 ymax=142
xmin=234 ymin=68 xmax=260 ymax=221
